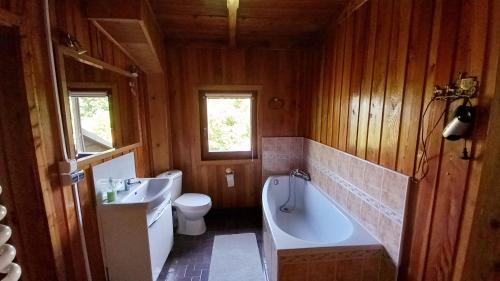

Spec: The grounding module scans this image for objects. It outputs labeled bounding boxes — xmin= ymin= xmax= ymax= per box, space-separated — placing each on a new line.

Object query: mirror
xmin=56 ymin=46 xmax=141 ymax=161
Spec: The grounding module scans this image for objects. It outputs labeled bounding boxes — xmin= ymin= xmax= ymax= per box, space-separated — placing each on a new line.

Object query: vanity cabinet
xmin=97 ymin=196 xmax=173 ymax=281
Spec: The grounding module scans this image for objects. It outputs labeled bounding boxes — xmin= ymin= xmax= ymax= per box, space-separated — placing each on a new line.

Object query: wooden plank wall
xmin=0 ymin=0 xmax=156 ymax=280
xmin=166 ymin=47 xmax=316 ymax=208
xmin=0 ymin=25 xmax=60 ymax=281
xmin=48 ymin=1 xmax=156 ymax=280
xmin=306 ymin=0 xmax=500 ymax=280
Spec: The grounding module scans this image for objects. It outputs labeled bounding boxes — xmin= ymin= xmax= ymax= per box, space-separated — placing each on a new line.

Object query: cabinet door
xmin=148 ymin=202 xmax=173 ymax=280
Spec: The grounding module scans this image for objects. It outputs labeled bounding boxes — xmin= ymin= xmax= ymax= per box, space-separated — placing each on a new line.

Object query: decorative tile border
xmin=303 ymin=139 xmax=410 ymax=265
xmin=305 ymin=156 xmax=403 ymax=225
xmin=262 ymin=137 xmax=410 ymax=266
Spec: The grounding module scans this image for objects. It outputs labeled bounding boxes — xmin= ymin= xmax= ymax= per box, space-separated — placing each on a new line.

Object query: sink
xmin=97 ymin=178 xmax=174 ymax=281
xmin=105 ymin=178 xmax=171 ymax=210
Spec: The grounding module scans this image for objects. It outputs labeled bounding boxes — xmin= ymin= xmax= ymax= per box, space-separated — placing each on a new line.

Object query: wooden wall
xmin=0 ymin=0 xmax=159 ymax=280
xmin=48 ymin=1 xmax=158 ymax=280
xmin=166 ymin=47 xmax=316 ymax=208
xmin=306 ymin=0 xmax=500 ymax=280
xmin=0 ymin=25 xmax=60 ymax=281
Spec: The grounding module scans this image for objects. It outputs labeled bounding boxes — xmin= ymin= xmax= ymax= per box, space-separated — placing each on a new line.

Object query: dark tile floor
xmin=157 ymin=208 xmax=264 ymax=281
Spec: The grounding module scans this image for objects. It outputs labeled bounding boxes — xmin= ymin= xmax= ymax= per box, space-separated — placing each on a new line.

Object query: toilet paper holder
xmin=225 ymin=168 xmax=235 ymax=188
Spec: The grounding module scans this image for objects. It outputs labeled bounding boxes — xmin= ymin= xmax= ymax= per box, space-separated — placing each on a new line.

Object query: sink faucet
xmin=124 ymin=178 xmax=141 ymax=191
xmin=290 ymin=169 xmax=311 ymax=181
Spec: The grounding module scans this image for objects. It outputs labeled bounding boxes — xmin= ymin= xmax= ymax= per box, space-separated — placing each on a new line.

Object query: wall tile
xmin=338 ymin=153 xmax=351 ymax=180
xmin=360 ymin=201 xmax=380 ymax=235
xmin=362 ymin=163 xmax=384 ymax=201
xmin=346 ymin=193 xmax=363 ymax=220
xmin=263 ymin=138 xmax=277 ymax=152
xmin=337 ymin=184 xmax=349 ymax=207
xmin=327 ymin=149 xmax=339 ymax=172
xmin=381 ymin=170 xmax=408 ymax=214
xmin=377 ymin=216 xmax=401 ymax=262
xmin=264 ymin=138 xmax=409 ymax=273
xmin=276 ymin=138 xmax=291 ymax=154
xmin=262 ymin=137 xmax=303 ymax=178
xmin=305 ymin=139 xmax=409 ymax=265
xmin=348 ymin=157 xmax=366 ymax=188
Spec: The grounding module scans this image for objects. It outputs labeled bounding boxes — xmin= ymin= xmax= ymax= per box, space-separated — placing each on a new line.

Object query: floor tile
xmin=157 ymin=208 xmax=263 ymax=281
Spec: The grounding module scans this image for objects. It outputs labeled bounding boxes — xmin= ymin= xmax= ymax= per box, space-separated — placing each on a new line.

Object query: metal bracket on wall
xmin=433 ymin=72 xmax=479 ymax=100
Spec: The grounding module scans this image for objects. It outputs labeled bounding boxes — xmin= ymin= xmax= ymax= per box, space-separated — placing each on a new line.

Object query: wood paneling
xmin=306 ymin=0 xmax=500 ymax=280
xmin=0 ymin=0 xmax=157 ymax=280
xmin=0 ymin=25 xmax=59 ymax=281
xmin=166 ymin=47 xmax=315 ymax=208
xmin=150 ymin=0 xmax=349 ymax=47
xmin=88 ymin=0 xmax=166 ymax=73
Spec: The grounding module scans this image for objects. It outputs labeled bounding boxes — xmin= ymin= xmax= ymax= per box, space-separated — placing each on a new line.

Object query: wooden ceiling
xmin=149 ymin=0 xmax=349 ymax=47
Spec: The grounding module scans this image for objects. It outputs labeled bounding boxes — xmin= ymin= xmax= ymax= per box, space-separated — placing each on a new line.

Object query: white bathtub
xmin=262 ymin=175 xmax=378 ymax=250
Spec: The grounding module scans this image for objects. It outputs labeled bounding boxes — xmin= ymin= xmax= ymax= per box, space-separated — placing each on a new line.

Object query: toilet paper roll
xmin=226 ymin=173 xmax=235 ymax=188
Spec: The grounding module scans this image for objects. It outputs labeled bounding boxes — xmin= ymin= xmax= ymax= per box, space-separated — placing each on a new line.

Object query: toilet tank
xmin=156 ymin=170 xmax=182 ymax=201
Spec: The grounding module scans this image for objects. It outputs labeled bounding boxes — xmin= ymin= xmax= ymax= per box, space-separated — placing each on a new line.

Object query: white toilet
xmin=156 ymin=170 xmax=212 ymax=235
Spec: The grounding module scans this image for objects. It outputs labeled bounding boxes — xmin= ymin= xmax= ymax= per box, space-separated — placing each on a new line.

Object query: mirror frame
xmin=55 ymin=45 xmax=141 ymax=164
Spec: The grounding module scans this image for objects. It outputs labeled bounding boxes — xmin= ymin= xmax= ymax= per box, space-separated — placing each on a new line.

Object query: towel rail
xmin=0 ymin=186 xmax=21 ymax=281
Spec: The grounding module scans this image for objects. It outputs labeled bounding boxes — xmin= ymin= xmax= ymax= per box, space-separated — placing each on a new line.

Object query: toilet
xmin=156 ymin=170 xmax=212 ymax=235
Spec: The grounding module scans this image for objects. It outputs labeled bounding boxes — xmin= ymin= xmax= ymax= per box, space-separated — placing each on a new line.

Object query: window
xmin=69 ymin=90 xmax=113 ymax=157
xmin=199 ymin=90 xmax=257 ymax=160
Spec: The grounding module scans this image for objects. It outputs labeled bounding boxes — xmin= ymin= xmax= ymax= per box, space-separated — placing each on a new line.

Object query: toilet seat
xmin=174 ymin=193 xmax=211 ymax=211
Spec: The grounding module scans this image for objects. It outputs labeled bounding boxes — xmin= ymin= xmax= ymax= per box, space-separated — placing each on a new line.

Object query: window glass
xmin=69 ymin=91 xmax=113 ymax=155
xmin=199 ymin=90 xmax=257 ymax=161
xmin=206 ymin=97 xmax=252 ymax=152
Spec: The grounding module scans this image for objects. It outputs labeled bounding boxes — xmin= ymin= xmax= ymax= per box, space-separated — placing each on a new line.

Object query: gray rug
xmin=209 ymin=233 xmax=265 ymax=281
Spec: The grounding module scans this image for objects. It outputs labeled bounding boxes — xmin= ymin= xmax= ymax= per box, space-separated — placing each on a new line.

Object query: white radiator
xmin=0 ymin=186 xmax=21 ymax=281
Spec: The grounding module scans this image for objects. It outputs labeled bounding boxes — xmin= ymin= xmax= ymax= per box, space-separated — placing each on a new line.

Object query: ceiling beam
xmin=227 ymin=0 xmax=239 ymax=46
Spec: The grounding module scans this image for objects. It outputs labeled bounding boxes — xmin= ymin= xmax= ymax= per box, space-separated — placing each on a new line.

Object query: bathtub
xmin=262 ymin=175 xmax=382 ymax=281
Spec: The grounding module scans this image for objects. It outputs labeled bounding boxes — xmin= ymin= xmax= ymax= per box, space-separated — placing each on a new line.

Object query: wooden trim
xmin=197 ymin=84 xmax=263 ymax=92
xmin=58 ymin=45 xmax=135 ymax=78
xmin=198 ymin=88 xmax=258 ymax=161
xmin=335 ymin=0 xmax=369 ymax=25
xmin=90 ymin=20 xmax=138 ymax=65
xmin=227 ymin=0 xmax=239 ymax=47
xmin=0 ymin=8 xmax=21 ymax=27
xmin=67 ymin=82 xmax=118 ymax=150
xmin=57 ymin=46 xmax=141 ymax=160
xmin=77 ymin=142 xmax=141 ymax=170
xmin=199 ymin=158 xmax=261 ymax=166
xmin=67 ymin=82 xmax=116 ymax=91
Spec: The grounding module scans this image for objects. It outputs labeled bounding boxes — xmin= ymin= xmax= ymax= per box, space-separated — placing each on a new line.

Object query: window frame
xmin=66 ymin=83 xmax=117 ymax=159
xmin=69 ymin=90 xmax=114 ymax=155
xmin=199 ymin=89 xmax=258 ymax=161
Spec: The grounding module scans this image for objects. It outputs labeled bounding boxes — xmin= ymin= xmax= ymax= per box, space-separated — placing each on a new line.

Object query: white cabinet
xmin=98 ymin=197 xmax=174 ymax=281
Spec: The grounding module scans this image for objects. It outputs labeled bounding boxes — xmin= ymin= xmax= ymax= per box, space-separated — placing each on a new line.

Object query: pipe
xmin=43 ymin=0 xmax=69 ymax=161
xmin=43 ymin=2 xmax=92 ymax=281
xmin=0 ymin=186 xmax=21 ymax=281
xmin=72 ymin=184 xmax=92 ymax=281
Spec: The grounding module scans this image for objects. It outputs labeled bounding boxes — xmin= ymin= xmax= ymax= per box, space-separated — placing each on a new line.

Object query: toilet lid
xmin=174 ymin=193 xmax=211 ymax=208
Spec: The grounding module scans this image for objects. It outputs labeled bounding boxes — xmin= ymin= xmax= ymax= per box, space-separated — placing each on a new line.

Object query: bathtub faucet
xmin=290 ymin=169 xmax=311 ymax=181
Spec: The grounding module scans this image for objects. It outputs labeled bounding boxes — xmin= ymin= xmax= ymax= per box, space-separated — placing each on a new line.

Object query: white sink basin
xmin=105 ymin=178 xmax=171 ymax=210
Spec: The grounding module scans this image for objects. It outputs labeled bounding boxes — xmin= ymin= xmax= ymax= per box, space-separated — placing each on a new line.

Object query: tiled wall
xmin=263 ymin=215 xmax=397 ymax=281
xmin=262 ymin=137 xmax=410 ymax=266
xmin=262 ymin=137 xmax=304 ymax=183
xmin=303 ymin=139 xmax=410 ymax=265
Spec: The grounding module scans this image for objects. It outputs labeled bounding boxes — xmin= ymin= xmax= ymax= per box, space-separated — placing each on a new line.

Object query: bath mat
xmin=209 ymin=233 xmax=265 ymax=281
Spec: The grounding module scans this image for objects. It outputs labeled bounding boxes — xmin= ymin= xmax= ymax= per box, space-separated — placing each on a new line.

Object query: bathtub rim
xmin=262 ymin=175 xmax=380 ymax=251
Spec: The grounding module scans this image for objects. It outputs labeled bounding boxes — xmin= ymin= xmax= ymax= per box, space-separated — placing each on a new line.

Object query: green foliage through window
xmin=206 ymin=97 xmax=251 ymax=152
